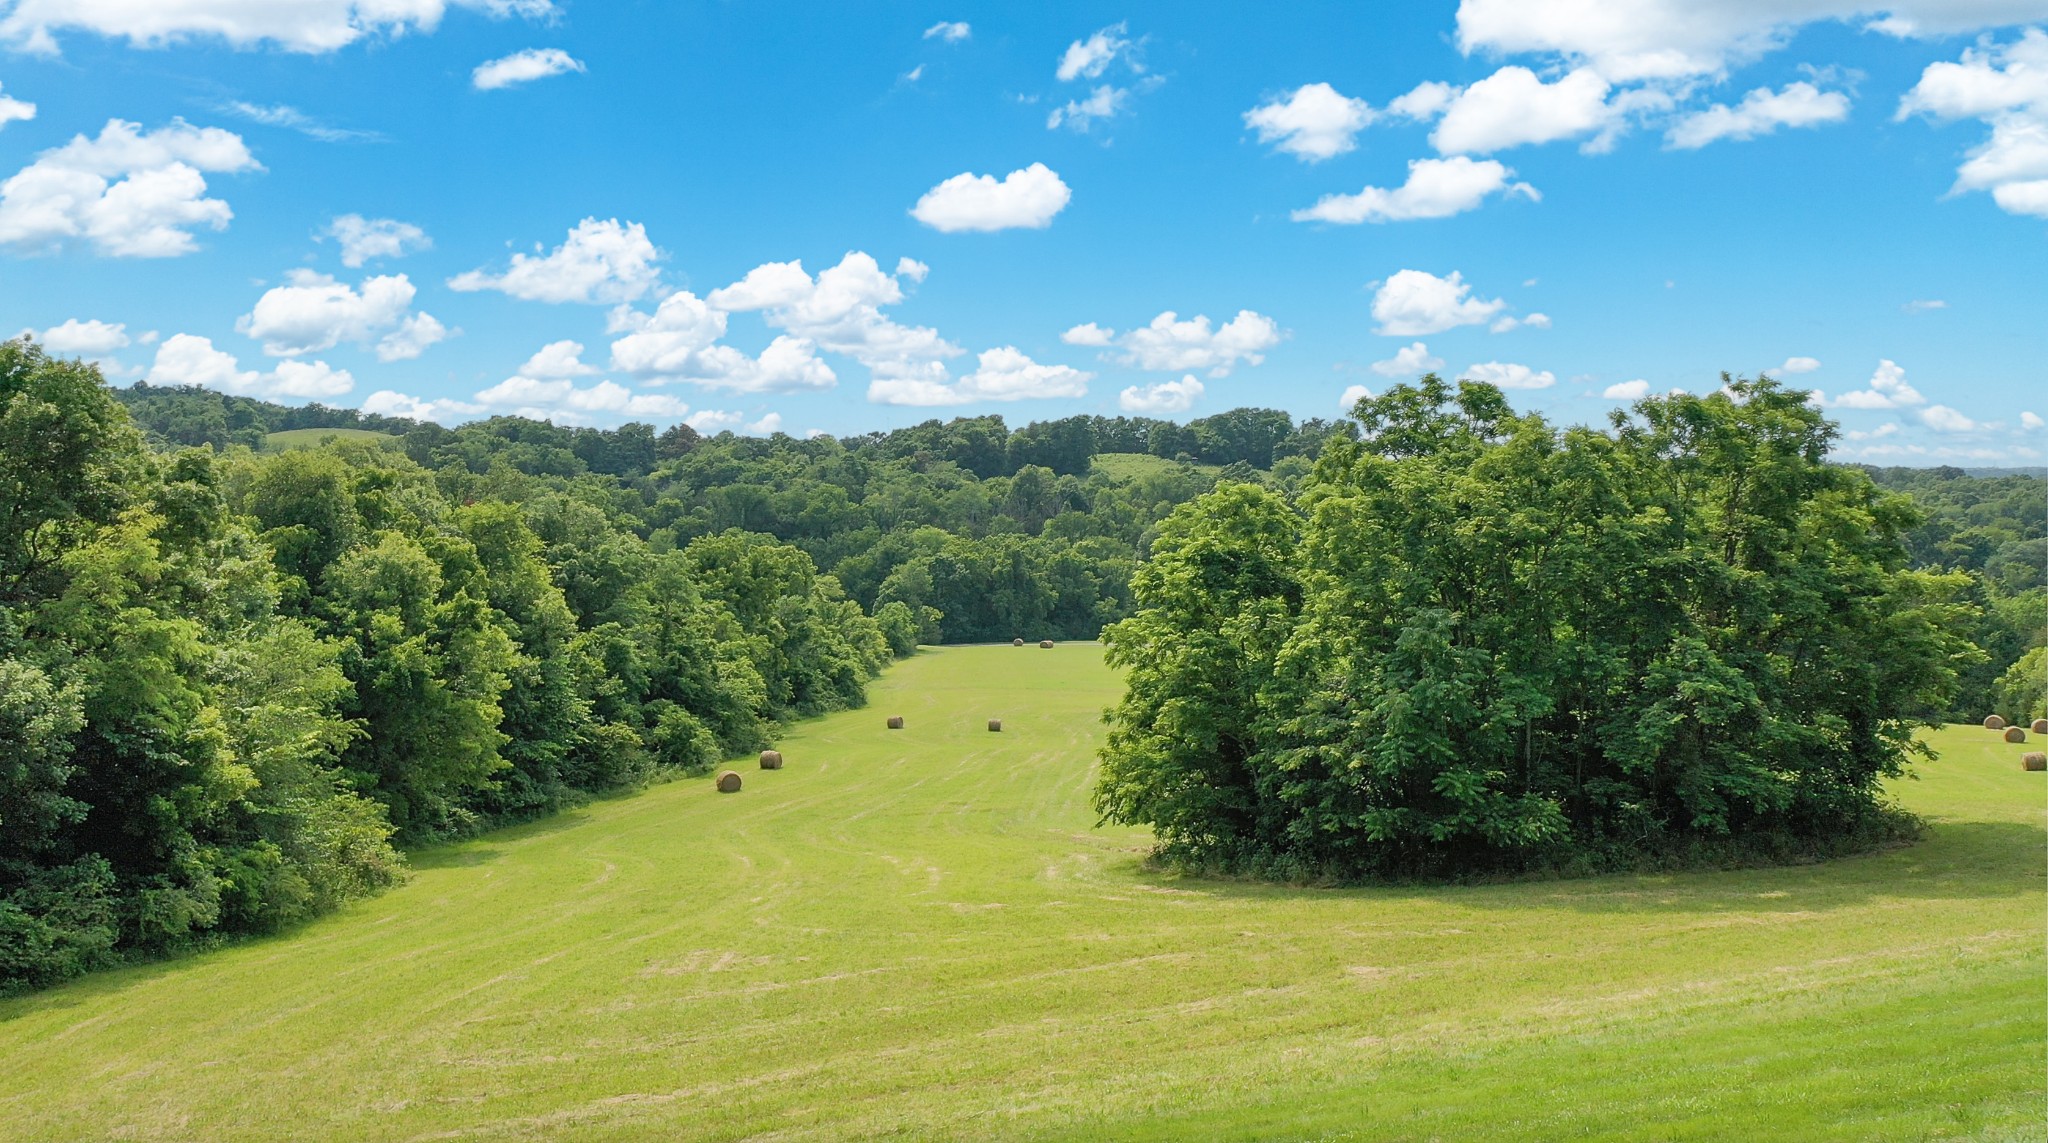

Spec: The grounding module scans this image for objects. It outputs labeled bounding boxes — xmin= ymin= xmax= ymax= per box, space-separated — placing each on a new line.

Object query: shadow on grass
xmin=1120 ymin=818 xmax=2047 ymax=916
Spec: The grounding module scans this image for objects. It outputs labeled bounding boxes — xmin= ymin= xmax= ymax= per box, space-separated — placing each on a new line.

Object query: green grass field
xmin=2 ymin=645 xmax=2041 ymax=1140
xmin=1090 ymin=452 xmax=1221 ymax=482
xmin=261 ymin=427 xmax=397 ymax=451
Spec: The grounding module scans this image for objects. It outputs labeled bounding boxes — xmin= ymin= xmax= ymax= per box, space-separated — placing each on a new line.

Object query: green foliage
xmin=1099 ymin=377 xmax=1975 ymax=879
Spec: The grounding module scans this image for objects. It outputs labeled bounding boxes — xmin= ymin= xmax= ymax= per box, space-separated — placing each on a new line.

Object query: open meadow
xmin=1 ymin=644 xmax=2041 ymax=1141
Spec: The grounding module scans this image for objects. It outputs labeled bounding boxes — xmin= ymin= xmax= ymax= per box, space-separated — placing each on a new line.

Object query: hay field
xmin=1 ymin=644 xmax=2040 ymax=1140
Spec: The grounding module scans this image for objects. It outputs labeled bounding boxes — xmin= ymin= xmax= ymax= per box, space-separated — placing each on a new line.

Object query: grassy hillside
xmin=0 ymin=645 xmax=2040 ymax=1140
xmin=1090 ymin=451 xmax=1221 ymax=482
xmin=261 ymin=427 xmax=396 ymax=451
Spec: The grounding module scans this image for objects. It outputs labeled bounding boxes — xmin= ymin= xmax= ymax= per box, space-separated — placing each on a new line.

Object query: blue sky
xmin=0 ymin=1 xmax=2042 ymax=462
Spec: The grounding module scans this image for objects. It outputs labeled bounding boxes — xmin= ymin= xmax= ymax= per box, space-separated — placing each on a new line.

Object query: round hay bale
xmin=715 ymin=770 xmax=742 ymax=793
xmin=2024 ymin=752 xmax=2046 ymax=772
xmin=988 ymin=719 xmax=1002 ymax=732
xmin=2004 ymin=726 xmax=2028 ymax=743
xmin=1012 ymin=637 xmax=1024 ymax=646
xmin=1039 ymin=639 xmax=1054 ymax=649
xmin=759 ymin=750 xmax=783 ymax=770
xmin=1984 ymin=715 xmax=2006 ymax=730
xmin=887 ymin=715 xmax=905 ymax=730
xmin=2033 ymin=719 xmax=2048 ymax=735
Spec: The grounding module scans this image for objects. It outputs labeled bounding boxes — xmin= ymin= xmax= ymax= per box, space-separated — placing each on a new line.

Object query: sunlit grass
xmin=1 ymin=645 xmax=2040 ymax=1140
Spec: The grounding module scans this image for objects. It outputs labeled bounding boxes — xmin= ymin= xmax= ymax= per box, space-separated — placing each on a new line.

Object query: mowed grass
xmin=1 ymin=645 xmax=2042 ymax=1141
xmin=1089 ymin=452 xmax=1221 ymax=482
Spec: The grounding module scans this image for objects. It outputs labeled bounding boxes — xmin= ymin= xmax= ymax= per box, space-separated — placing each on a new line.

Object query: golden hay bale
xmin=1984 ymin=715 xmax=2006 ymax=730
xmin=2024 ymin=752 xmax=2046 ymax=772
xmin=1012 ymin=637 xmax=1024 ymax=646
xmin=759 ymin=750 xmax=783 ymax=770
xmin=988 ymin=719 xmax=1002 ymax=732
xmin=2033 ymin=719 xmax=2048 ymax=735
xmin=1039 ymin=639 xmax=1054 ymax=649
xmin=2004 ymin=726 xmax=2028 ymax=743
xmin=715 ymin=770 xmax=742 ymax=793
xmin=887 ymin=716 xmax=905 ymax=730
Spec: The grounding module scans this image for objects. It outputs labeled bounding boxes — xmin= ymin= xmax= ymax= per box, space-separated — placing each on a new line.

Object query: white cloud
xmin=1047 ymin=84 xmax=1129 ymax=131
xmin=1667 ymin=82 xmax=1850 ymax=148
xmin=218 ymin=101 xmax=377 ymax=143
xmin=867 ymin=346 xmax=1091 ymax=406
xmin=1778 ymin=355 xmax=1821 ymax=374
xmin=705 ymin=251 xmax=959 ymax=384
xmin=34 ymin=317 xmax=129 ymax=354
xmin=1454 ymin=0 xmax=2043 ymax=83
xmin=686 ymin=409 xmax=744 ymax=433
xmin=1340 ymin=384 xmax=1374 ymax=411
xmin=1901 ymin=30 xmax=2048 ymax=218
xmin=1244 ymin=83 xmax=1374 ymax=161
xmin=472 ymin=47 xmax=585 ymax=90
xmin=147 ymin=333 xmax=353 ymax=400
xmin=923 ymin=21 xmax=970 ymax=42
xmin=911 ymin=163 xmax=1071 ymax=232
xmin=475 ymin=375 xmax=689 ymax=420
xmin=0 ymin=0 xmax=555 ymax=55
xmin=1389 ymin=82 xmax=1457 ymax=121
xmin=1490 ymin=312 xmax=1551 ymax=333
xmin=1826 ymin=359 xmax=1925 ymax=409
xmin=1426 ymin=67 xmax=1618 ymax=154
xmin=1060 ymin=322 xmax=1115 ymax=347
xmin=1919 ymin=404 xmax=1979 ymax=432
xmin=1371 ymin=270 xmax=1508 ymax=336
xmin=1292 ymin=156 xmax=1539 ymax=224
xmin=0 ymin=118 xmax=259 ymax=257
xmin=325 ymin=214 xmax=429 ymax=267
xmin=1903 ymin=298 xmax=1949 ymax=311
xmin=895 ymin=256 xmax=929 ymax=282
xmin=361 ymin=389 xmax=485 ymax=424
xmin=1843 ymin=422 xmax=1901 ymax=440
xmin=2020 ymin=410 xmax=2044 ymax=430
xmin=1118 ymin=374 xmax=1203 ymax=414
xmin=604 ymin=288 xmax=838 ymax=393
xmin=905 ymin=64 xmax=925 ymax=82
xmin=517 ymin=339 xmax=598 ymax=378
xmin=0 ymin=83 xmax=35 ymax=130
xmin=449 ymin=217 xmax=662 ymax=303
xmin=1370 ymin=341 xmax=1445 ymax=377
xmin=237 ymin=270 xmax=447 ymax=360
xmin=1076 ymin=309 xmax=1283 ymax=376
xmin=1056 ymin=21 xmax=1131 ymax=82
xmin=746 ymin=412 xmax=784 ymax=435
xmin=1603 ymin=378 xmax=1652 ymax=399
xmin=1463 ymin=361 xmax=1557 ymax=390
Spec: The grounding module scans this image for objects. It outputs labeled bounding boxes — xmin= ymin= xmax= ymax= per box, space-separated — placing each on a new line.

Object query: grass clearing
xmin=262 ymin=427 xmax=397 ymax=451
xmin=1089 ymin=452 xmax=1221 ymax=482
xmin=1 ymin=644 xmax=2041 ymax=1140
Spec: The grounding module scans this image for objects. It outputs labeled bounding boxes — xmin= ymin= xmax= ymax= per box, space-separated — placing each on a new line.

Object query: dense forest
xmin=3 ymin=352 xmax=2041 ymax=991
xmin=1094 ymin=377 xmax=2039 ymax=881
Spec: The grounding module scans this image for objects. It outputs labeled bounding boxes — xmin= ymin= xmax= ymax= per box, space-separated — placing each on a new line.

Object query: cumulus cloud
xmin=1244 ymin=82 xmax=1374 ymax=161
xmin=2020 ymin=410 xmax=2044 ymax=430
xmin=1778 ymin=355 xmax=1821 ymax=374
xmin=1370 ymin=341 xmax=1445 ymax=377
xmin=867 ymin=346 xmax=1091 ymax=406
xmin=1823 ymin=359 xmax=1925 ymax=409
xmin=1070 ymin=309 xmax=1283 ymax=377
xmin=1603 ymin=378 xmax=1652 ymax=399
xmin=1047 ymin=84 xmax=1129 ymax=132
xmin=1291 ymin=156 xmax=1539 ymax=224
xmin=1453 ymin=0 xmax=2040 ymax=83
xmin=1371 ymin=270 xmax=1508 ymax=337
xmin=747 ymin=412 xmax=784 ymax=435
xmin=147 ymin=333 xmax=354 ymax=400
xmin=237 ymin=270 xmax=448 ymax=361
xmin=1056 ymin=21 xmax=1132 ymax=82
xmin=475 ymin=375 xmax=689 ymax=421
xmin=705 ymin=251 xmax=959 ymax=385
xmin=1423 ymin=67 xmax=1619 ymax=154
xmin=1899 ymin=29 xmax=2048 ymax=218
xmin=923 ymin=21 xmax=970 ymax=42
xmin=1340 ymin=383 xmax=1373 ymax=411
xmin=1463 ymin=361 xmax=1557 ymax=390
xmin=1902 ymin=298 xmax=1949 ymax=312
xmin=325 ymin=214 xmax=429 ymax=267
xmin=896 ymin=256 xmax=929 ymax=282
xmin=1119 ymin=374 xmax=1203 ymax=414
xmin=0 ymin=118 xmax=259 ymax=257
xmin=1667 ymin=81 xmax=1851 ymax=148
xmin=604 ymin=289 xmax=837 ymax=393
xmin=449 ymin=217 xmax=662 ymax=304
xmin=911 ymin=163 xmax=1071 ymax=232
xmin=0 ymin=0 xmax=556 ymax=54
xmin=33 ymin=317 xmax=130 ymax=355
xmin=360 ymin=389 xmax=484 ymax=424
xmin=1919 ymin=404 xmax=1979 ymax=432
xmin=472 ymin=47 xmax=585 ymax=90
xmin=1490 ymin=312 xmax=1551 ymax=333
xmin=0 ymin=83 xmax=36 ymax=130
